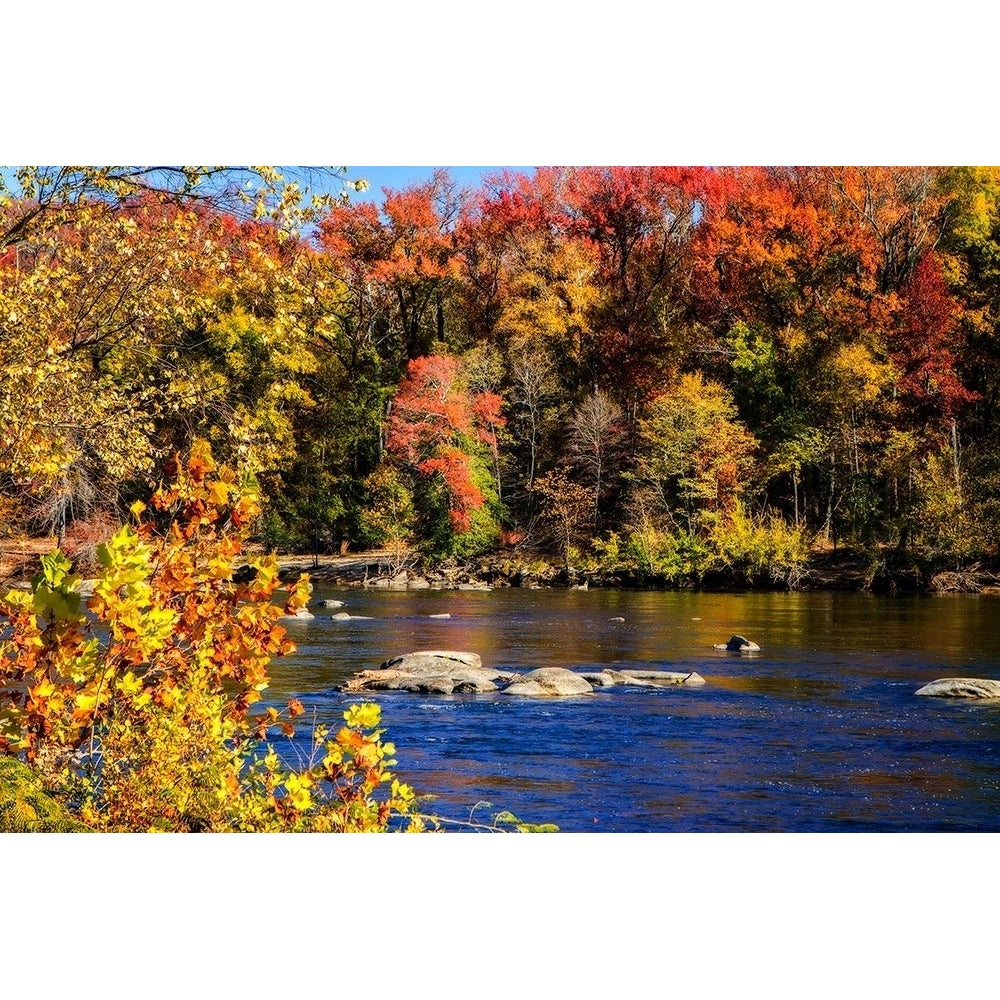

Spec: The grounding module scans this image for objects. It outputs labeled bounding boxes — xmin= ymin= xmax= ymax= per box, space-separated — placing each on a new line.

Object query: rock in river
xmin=379 ymin=650 xmax=484 ymax=673
xmin=341 ymin=650 xmax=512 ymax=695
xmin=343 ymin=667 xmax=501 ymax=694
xmin=714 ymin=634 xmax=760 ymax=653
xmin=341 ymin=651 xmax=705 ymax=699
xmin=501 ymin=667 xmax=595 ymax=698
xmin=915 ymin=677 xmax=1000 ymax=699
xmin=580 ymin=669 xmax=706 ymax=688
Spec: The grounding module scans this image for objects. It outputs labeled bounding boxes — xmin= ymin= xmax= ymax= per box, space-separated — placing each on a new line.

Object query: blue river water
xmin=264 ymin=586 xmax=1000 ymax=832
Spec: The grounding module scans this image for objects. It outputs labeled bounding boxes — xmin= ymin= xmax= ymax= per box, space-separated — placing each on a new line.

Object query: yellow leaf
xmin=116 ymin=672 xmax=143 ymax=697
xmin=344 ymin=702 xmax=381 ymax=730
xmin=207 ymin=480 xmax=231 ymax=506
xmin=74 ymin=693 xmax=98 ymax=712
xmin=284 ymin=772 xmax=314 ymax=811
xmin=31 ymin=678 xmax=56 ymax=699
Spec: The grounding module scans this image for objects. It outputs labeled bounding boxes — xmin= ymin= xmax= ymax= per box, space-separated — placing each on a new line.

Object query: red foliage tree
xmin=559 ymin=166 xmax=709 ymax=393
xmin=891 ymin=253 xmax=977 ymax=426
xmin=386 ymin=354 xmax=504 ymax=531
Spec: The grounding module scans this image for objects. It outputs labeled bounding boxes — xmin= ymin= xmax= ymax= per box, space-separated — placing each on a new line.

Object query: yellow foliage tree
xmin=0 ymin=440 xmax=422 ymax=832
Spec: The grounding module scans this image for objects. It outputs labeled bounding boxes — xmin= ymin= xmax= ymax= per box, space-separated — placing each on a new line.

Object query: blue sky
xmin=340 ymin=166 xmax=535 ymax=204
xmin=0 ymin=166 xmax=539 ymax=215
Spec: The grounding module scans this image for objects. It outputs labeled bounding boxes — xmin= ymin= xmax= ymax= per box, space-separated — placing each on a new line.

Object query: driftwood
xmin=929 ymin=564 xmax=1000 ymax=594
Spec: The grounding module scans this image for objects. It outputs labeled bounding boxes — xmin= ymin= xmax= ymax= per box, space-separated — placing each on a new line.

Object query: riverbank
xmin=271 ymin=545 xmax=1000 ymax=596
xmin=4 ymin=534 xmax=998 ymax=595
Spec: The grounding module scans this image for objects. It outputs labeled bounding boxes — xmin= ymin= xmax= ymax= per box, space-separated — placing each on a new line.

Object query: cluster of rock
xmin=294 ymin=607 xmax=1000 ymax=704
xmin=340 ymin=650 xmax=706 ymax=698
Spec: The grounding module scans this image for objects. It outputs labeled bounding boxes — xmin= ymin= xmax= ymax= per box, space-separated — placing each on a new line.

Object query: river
xmin=264 ymin=586 xmax=1000 ymax=832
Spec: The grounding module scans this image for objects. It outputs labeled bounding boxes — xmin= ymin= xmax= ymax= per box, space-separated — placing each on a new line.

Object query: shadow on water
xmin=267 ymin=587 xmax=1000 ymax=832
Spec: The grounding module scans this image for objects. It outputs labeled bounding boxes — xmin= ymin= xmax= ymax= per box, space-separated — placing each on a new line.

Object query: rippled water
xmin=265 ymin=587 xmax=1000 ymax=832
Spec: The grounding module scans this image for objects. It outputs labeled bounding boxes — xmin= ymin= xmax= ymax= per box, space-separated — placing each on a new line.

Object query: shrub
xmin=0 ymin=440 xmax=421 ymax=832
xmin=707 ymin=501 xmax=812 ymax=585
xmin=593 ymin=502 xmax=810 ymax=586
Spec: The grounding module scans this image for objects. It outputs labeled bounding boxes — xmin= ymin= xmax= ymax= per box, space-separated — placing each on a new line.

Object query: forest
xmin=3 ymin=165 xmax=1000 ymax=590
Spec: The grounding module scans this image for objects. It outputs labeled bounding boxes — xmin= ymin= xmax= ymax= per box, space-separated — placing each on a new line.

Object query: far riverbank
xmin=4 ymin=535 xmax=997 ymax=595
xmin=271 ymin=545 xmax=1000 ymax=596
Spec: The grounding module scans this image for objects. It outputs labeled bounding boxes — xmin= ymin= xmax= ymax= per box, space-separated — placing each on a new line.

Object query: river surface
xmin=264 ymin=586 xmax=1000 ymax=832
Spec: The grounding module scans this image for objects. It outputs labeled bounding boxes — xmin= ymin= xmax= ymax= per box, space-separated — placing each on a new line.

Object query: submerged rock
xmin=714 ymin=635 xmax=760 ymax=653
xmin=317 ymin=599 xmax=346 ymax=608
xmin=343 ymin=667 xmax=500 ymax=695
xmin=915 ymin=677 xmax=1000 ymax=699
xmin=500 ymin=667 xmax=594 ymax=698
xmin=583 ymin=671 xmax=618 ymax=688
xmin=580 ymin=669 xmax=706 ymax=688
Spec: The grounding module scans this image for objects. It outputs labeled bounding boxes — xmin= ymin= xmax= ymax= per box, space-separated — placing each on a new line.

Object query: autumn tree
xmin=530 ymin=469 xmax=593 ymax=574
xmin=318 ymin=170 xmax=468 ymax=363
xmin=384 ymin=354 xmax=506 ymax=555
xmin=0 ymin=168 xmax=356 ymax=548
xmin=690 ymin=165 xmax=971 ymax=548
xmin=559 ymin=166 xmax=708 ymax=401
xmin=501 ymin=345 xmax=565 ymax=516
xmin=634 ymin=373 xmax=758 ymax=529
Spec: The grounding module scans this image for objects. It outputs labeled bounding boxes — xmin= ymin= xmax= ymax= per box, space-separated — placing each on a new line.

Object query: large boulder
xmin=713 ymin=635 xmax=760 ymax=653
xmin=500 ymin=668 xmax=594 ymax=698
xmin=915 ymin=677 xmax=1000 ymax=699
xmin=379 ymin=650 xmax=484 ymax=673
xmin=341 ymin=650 xmax=511 ymax=695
